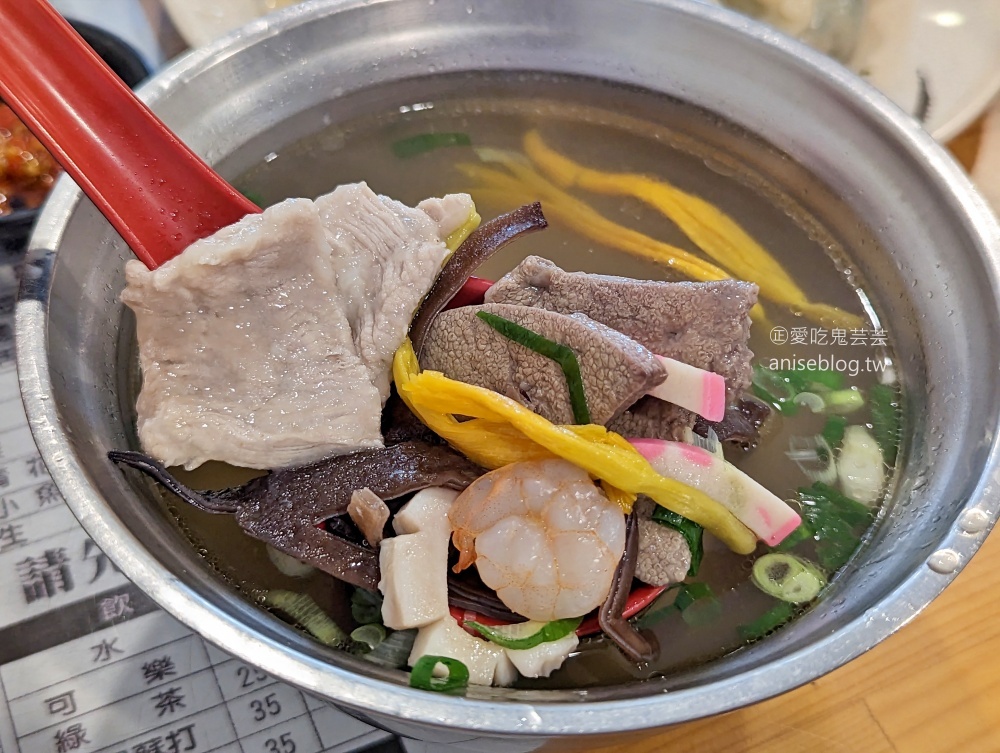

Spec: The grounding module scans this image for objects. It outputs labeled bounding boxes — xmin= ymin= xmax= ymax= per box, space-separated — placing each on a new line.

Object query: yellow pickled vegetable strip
xmin=458 ymin=162 xmax=766 ymax=323
xmin=393 ymin=340 xmax=756 ymax=554
xmin=445 ymin=210 xmax=482 ymax=252
xmin=523 ymin=131 xmax=862 ymax=328
xmin=392 ymin=339 xmax=627 ymax=469
xmin=457 ymin=162 xmax=726 ymax=281
xmin=601 ymin=480 xmax=635 ymax=513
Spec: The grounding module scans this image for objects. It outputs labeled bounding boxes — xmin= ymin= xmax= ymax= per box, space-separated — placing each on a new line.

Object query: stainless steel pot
xmin=16 ymin=0 xmax=1000 ymax=749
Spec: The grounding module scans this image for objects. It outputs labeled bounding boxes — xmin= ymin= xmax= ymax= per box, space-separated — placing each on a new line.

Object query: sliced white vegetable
xmin=647 ymin=356 xmax=727 ymax=422
xmin=408 ymin=616 xmax=504 ymax=686
xmin=392 ymin=487 xmax=460 ymax=537
xmin=493 ymin=651 xmax=519 ymax=687
xmin=379 ymin=487 xmax=457 ymax=630
xmin=630 ymin=438 xmax=802 ymax=546
xmin=504 ymin=632 xmax=579 ymax=678
xmin=266 ymin=545 xmax=315 ymax=578
xmin=824 ymin=387 xmax=865 ymax=414
xmin=837 ymin=425 xmax=886 ymax=505
xmin=378 ymin=532 xmax=450 ymax=629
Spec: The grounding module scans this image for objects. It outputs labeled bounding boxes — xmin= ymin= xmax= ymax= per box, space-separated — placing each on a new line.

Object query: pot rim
xmin=16 ymin=0 xmax=1000 ymax=737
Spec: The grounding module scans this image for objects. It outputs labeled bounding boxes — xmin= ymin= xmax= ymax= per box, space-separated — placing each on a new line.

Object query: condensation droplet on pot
xmin=927 ymin=549 xmax=960 ymax=574
xmin=958 ymin=508 xmax=990 ymax=534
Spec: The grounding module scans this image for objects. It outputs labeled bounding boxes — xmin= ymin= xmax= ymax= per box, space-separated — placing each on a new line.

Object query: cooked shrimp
xmin=449 ymin=459 xmax=626 ymax=622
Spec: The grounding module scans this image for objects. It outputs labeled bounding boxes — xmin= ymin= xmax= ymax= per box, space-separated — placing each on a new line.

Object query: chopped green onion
xmin=681 ymin=599 xmax=723 ymax=628
xmin=362 ymin=628 xmax=417 ymax=668
xmin=350 ymin=623 xmax=387 ymax=651
xmin=476 ymin=310 xmax=591 ymax=424
xmin=464 ymin=616 xmax=581 ymax=650
xmin=800 ymin=482 xmax=872 ymax=527
xmin=634 ymin=582 xmax=720 ymax=628
xmin=392 ymin=132 xmax=472 ymax=159
xmin=738 ymin=601 xmax=797 ymax=642
xmin=409 ymin=655 xmax=470 ymax=693
xmin=772 ymin=519 xmax=814 ymax=552
xmin=786 ymin=435 xmax=837 ymax=484
xmin=651 ymin=507 xmax=704 ymax=576
xmin=240 ymin=189 xmax=264 ymax=206
xmin=673 ymin=582 xmax=713 ymax=611
xmin=751 ymin=553 xmax=826 ymax=603
xmin=778 ymin=368 xmax=844 ymax=391
xmin=751 ymin=365 xmax=799 ymax=415
xmin=798 ymin=482 xmax=873 ymax=571
xmin=823 ymin=387 xmax=865 ymax=414
xmin=870 ymin=383 xmax=901 ymax=465
xmin=263 ymin=590 xmax=348 ymax=647
xmin=673 ymin=582 xmax=722 ymax=627
xmin=351 ymin=588 xmax=384 ymax=625
xmin=754 ymin=365 xmax=855 ymax=415
xmin=821 ymin=415 xmax=848 ymax=453
xmin=634 ymin=585 xmax=682 ymax=629
xmin=792 ymin=391 xmax=826 ymax=413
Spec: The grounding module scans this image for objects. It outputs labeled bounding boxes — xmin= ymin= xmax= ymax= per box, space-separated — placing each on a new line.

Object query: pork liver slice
xmin=486 ymin=256 xmax=757 ymax=439
xmin=421 ymin=302 xmax=666 ymax=426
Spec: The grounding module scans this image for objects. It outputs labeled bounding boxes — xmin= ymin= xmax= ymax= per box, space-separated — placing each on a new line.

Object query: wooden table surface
xmin=587 ymin=117 xmax=1000 ymax=753
xmin=588 ymin=528 xmax=1000 ymax=753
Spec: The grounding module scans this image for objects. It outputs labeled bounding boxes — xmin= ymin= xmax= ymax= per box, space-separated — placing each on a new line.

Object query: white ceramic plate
xmin=850 ymin=0 xmax=1000 ymax=141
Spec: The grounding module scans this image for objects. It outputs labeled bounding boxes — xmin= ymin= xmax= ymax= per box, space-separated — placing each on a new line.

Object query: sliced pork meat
xmin=316 ymin=187 xmax=476 ymax=400
xmin=421 ymin=303 xmax=666 ymax=426
xmin=123 ymin=183 xmax=473 ymax=469
xmin=485 ymin=256 xmax=757 ymax=398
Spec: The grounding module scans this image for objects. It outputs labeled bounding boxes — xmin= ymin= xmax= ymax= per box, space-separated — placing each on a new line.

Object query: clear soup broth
xmin=153 ymin=73 xmax=896 ymax=688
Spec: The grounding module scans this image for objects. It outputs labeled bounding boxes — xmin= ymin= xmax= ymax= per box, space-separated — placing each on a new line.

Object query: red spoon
xmin=0 ymin=0 xmax=259 ymax=269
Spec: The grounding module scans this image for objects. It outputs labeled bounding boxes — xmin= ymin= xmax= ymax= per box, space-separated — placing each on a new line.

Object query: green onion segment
xmin=464 ymin=616 xmax=582 ymax=650
xmin=409 ymin=655 xmax=470 ymax=693
xmin=392 ymin=132 xmax=472 ymax=159
xmin=821 ymin=415 xmax=848 ymax=452
xmin=263 ymin=591 xmax=347 ymax=647
xmin=739 ymin=602 xmax=796 ymax=642
xmin=751 ymin=553 xmax=826 ymax=603
xmin=476 ymin=310 xmax=591 ymax=424
xmin=350 ymin=624 xmax=387 ymax=650
xmin=798 ymin=482 xmax=873 ymax=570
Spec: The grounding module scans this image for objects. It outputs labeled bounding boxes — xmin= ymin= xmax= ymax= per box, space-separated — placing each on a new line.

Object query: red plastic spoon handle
xmin=0 ymin=0 xmax=260 ymax=269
